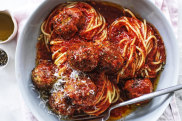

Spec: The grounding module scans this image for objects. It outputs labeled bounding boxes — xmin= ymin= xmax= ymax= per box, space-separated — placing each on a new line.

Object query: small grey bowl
xmin=0 ymin=48 xmax=9 ymax=70
xmin=15 ymin=0 xmax=179 ymax=121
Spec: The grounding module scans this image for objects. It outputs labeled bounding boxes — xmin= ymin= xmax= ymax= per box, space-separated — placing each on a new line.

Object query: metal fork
xmin=71 ymin=84 xmax=182 ymax=121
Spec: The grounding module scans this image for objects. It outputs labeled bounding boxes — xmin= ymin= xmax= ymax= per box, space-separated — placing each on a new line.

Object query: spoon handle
xmin=111 ymin=84 xmax=182 ymax=110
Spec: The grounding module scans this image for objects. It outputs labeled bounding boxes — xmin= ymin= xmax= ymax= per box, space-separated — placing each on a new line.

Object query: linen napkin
xmin=12 ymin=0 xmax=181 ymax=121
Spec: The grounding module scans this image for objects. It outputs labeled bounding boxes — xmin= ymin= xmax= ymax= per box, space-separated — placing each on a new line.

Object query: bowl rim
xmin=15 ymin=0 xmax=180 ymax=121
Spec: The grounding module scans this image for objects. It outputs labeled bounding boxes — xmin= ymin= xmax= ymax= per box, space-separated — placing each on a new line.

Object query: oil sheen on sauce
xmin=35 ymin=1 xmax=163 ymax=120
xmin=0 ymin=12 xmax=14 ymax=41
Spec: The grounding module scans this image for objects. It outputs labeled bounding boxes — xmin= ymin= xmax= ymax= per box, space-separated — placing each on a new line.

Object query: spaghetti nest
xmin=40 ymin=2 xmax=118 ymax=116
xmin=109 ymin=9 xmax=166 ymax=79
xmin=34 ymin=1 xmax=166 ymax=118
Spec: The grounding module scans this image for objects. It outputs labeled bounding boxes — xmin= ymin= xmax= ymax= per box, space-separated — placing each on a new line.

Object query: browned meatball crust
xmin=31 ymin=60 xmax=57 ymax=89
xmin=64 ymin=75 xmax=97 ymax=107
xmin=99 ymin=44 xmax=124 ymax=74
xmin=49 ymin=91 xmax=75 ymax=116
xmin=67 ymin=43 xmax=99 ymax=72
xmin=124 ymin=78 xmax=153 ymax=104
xmin=52 ymin=7 xmax=85 ymax=39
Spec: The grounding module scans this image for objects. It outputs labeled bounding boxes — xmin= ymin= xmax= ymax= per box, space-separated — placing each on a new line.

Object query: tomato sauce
xmin=89 ymin=1 xmax=124 ymax=25
xmin=35 ymin=1 xmax=166 ymax=120
xmin=36 ymin=39 xmax=52 ymax=63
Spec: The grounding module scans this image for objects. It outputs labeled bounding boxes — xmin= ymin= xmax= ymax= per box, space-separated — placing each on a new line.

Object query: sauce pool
xmin=35 ymin=1 xmax=165 ymax=120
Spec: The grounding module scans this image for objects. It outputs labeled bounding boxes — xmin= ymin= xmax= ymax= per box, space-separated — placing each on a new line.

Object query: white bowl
xmin=0 ymin=10 xmax=18 ymax=44
xmin=15 ymin=0 xmax=179 ymax=121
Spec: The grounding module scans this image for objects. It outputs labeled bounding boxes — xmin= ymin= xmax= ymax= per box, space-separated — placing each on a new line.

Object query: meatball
xmin=64 ymin=75 xmax=97 ymax=107
xmin=67 ymin=43 xmax=99 ymax=72
xmin=49 ymin=90 xmax=75 ymax=116
xmin=99 ymin=44 xmax=124 ymax=74
xmin=52 ymin=8 xmax=85 ymax=39
xmin=31 ymin=60 xmax=57 ymax=89
xmin=124 ymin=78 xmax=153 ymax=103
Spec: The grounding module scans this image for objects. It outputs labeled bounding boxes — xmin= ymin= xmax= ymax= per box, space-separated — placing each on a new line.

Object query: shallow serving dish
xmin=15 ymin=0 xmax=179 ymax=121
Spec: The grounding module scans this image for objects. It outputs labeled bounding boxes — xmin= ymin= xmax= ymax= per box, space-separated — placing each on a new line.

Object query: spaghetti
xmin=31 ymin=1 xmax=166 ymax=120
xmin=109 ymin=9 xmax=166 ymax=79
